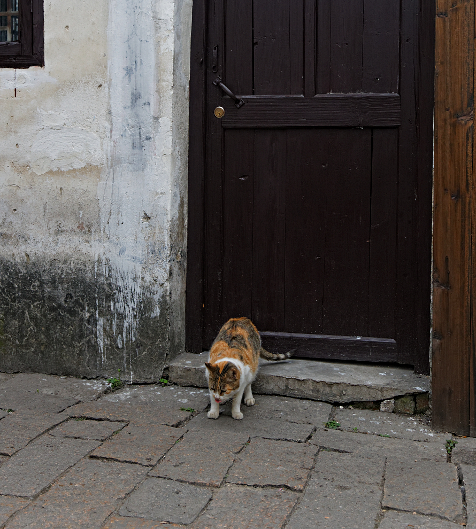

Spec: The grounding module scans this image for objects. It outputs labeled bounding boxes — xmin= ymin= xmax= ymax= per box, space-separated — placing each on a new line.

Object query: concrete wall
xmin=0 ymin=0 xmax=192 ymax=381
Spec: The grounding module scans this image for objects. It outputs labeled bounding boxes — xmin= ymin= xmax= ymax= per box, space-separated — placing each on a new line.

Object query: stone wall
xmin=0 ymin=0 xmax=192 ymax=381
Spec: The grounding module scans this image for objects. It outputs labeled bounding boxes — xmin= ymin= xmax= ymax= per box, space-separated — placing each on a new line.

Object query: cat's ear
xmin=205 ymin=362 xmax=215 ymax=372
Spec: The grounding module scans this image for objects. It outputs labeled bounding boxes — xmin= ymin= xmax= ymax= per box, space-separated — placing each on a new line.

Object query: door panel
xmin=187 ymin=0 xmax=433 ymax=371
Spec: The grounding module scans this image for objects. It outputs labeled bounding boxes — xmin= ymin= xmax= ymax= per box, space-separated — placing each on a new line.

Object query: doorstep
xmin=165 ymin=352 xmax=430 ymax=412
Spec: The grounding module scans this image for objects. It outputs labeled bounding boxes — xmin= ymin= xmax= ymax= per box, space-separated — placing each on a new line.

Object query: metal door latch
xmin=213 ymin=77 xmax=245 ymax=108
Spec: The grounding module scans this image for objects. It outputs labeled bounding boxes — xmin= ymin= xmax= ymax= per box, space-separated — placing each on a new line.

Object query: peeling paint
xmin=0 ymin=0 xmax=192 ymax=380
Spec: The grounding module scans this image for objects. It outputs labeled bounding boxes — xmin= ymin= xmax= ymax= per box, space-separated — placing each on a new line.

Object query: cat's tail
xmin=259 ymin=348 xmax=292 ymax=361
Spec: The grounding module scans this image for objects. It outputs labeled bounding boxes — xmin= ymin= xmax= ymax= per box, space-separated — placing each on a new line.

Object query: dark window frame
xmin=0 ymin=0 xmax=43 ymax=67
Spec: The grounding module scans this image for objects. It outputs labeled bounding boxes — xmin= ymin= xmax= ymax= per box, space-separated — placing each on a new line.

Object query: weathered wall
xmin=0 ymin=0 xmax=192 ymax=381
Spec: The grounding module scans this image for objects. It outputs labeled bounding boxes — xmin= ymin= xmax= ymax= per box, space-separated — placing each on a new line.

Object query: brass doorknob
xmin=214 ymin=106 xmax=225 ymax=118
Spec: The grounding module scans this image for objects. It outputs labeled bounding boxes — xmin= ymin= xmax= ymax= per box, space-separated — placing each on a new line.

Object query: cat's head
xmin=205 ymin=361 xmax=240 ymax=404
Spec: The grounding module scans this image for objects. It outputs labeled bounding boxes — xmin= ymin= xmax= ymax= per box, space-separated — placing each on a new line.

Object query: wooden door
xmin=187 ymin=0 xmax=434 ymax=373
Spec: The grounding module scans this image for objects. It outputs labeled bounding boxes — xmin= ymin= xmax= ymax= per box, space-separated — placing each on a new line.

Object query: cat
xmin=205 ymin=317 xmax=291 ymax=420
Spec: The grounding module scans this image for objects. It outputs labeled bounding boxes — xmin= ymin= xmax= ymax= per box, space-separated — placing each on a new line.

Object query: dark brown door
xmin=187 ymin=0 xmax=434 ymax=373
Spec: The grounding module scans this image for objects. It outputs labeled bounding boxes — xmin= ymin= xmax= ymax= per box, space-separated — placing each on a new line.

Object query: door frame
xmin=186 ymin=0 xmax=435 ymax=374
xmin=432 ymin=0 xmax=476 ymax=436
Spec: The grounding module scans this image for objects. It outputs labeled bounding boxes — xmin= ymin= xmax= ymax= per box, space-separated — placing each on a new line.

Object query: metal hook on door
xmin=213 ymin=77 xmax=245 ymax=108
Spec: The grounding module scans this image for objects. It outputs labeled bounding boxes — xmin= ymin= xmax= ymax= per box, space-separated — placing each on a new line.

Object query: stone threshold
xmin=166 ymin=352 xmax=431 ymax=415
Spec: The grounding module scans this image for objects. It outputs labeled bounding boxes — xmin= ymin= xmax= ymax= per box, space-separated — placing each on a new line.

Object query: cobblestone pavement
xmin=0 ymin=372 xmax=473 ymax=528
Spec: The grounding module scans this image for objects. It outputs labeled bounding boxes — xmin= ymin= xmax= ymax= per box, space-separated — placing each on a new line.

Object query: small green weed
xmin=445 ymin=439 xmax=458 ymax=462
xmin=352 ymin=427 xmax=358 ymax=432
xmin=159 ymin=378 xmax=169 ymax=386
xmin=180 ymin=407 xmax=196 ymax=413
xmin=445 ymin=439 xmax=458 ymax=455
xmin=379 ymin=434 xmax=391 ymax=438
xmin=107 ymin=369 xmax=123 ymax=391
xmin=324 ymin=419 xmax=340 ymax=429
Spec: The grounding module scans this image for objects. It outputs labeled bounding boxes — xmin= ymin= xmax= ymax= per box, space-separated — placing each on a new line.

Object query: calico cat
xmin=205 ymin=317 xmax=291 ymax=420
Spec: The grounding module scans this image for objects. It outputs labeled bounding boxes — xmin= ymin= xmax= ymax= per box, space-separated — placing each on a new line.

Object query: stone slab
xmin=310 ymin=428 xmax=447 ymax=462
xmin=217 ymin=394 xmax=332 ymax=426
xmin=452 ymin=437 xmax=476 ymax=466
xmin=4 ymin=459 xmax=148 ymax=528
xmin=0 ymin=373 xmax=108 ymax=412
xmin=190 ymin=484 xmax=298 ymax=529
xmin=91 ymin=423 xmax=185 ymax=466
xmin=379 ymin=510 xmax=462 ymax=528
xmin=168 ymin=352 xmax=430 ymax=403
xmin=0 ymin=410 xmax=68 ymax=455
xmin=383 ymin=459 xmax=463 ymax=523
xmin=0 ymin=435 xmax=100 ymax=498
xmin=226 ymin=437 xmax=317 ymax=491
xmin=461 ymin=464 xmax=476 ymax=528
xmin=334 ymin=408 xmax=447 ymax=442
xmin=103 ymin=385 xmax=209 ymax=410
xmin=118 ymin=477 xmax=212 ymax=525
xmin=150 ymin=429 xmax=249 ymax=486
xmin=104 ymin=516 xmax=186 ymax=528
xmin=285 ymin=452 xmax=384 ymax=529
xmin=69 ymin=386 xmax=209 ymax=427
xmin=187 ymin=412 xmax=314 ymax=442
xmin=49 ymin=418 xmax=127 ymax=440
xmin=0 ymin=496 xmax=30 ymax=526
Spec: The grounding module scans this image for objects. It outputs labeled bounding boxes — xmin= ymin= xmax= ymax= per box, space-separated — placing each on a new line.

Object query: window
xmin=0 ymin=0 xmax=43 ymax=67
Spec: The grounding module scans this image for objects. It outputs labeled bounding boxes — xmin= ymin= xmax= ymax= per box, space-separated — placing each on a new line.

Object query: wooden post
xmin=432 ymin=0 xmax=475 ymax=435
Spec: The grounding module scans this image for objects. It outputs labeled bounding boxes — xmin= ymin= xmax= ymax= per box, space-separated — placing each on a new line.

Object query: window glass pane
xmin=0 ymin=0 xmax=19 ymax=43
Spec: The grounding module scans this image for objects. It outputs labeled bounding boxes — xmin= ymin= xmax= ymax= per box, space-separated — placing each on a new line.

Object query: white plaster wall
xmin=0 ymin=0 xmax=192 ymax=380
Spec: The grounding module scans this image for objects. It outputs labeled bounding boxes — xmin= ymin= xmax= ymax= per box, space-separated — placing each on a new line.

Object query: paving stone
xmin=103 ymin=385 xmax=209 ymax=411
xmin=285 ymin=452 xmax=384 ymax=529
xmin=0 ymin=386 xmax=77 ymax=414
xmin=190 ymin=484 xmax=298 ymax=529
xmin=150 ymin=429 xmax=248 ymax=486
xmin=187 ymin=412 xmax=314 ymax=442
xmin=461 ymin=464 xmax=476 ymax=527
xmin=69 ymin=386 xmax=209 ymax=426
xmin=0 ymin=410 xmax=68 ymax=455
xmin=226 ymin=437 xmax=317 ymax=491
xmin=452 ymin=437 xmax=476 ymax=466
xmin=334 ymin=408 xmax=448 ymax=442
xmin=379 ymin=510 xmax=462 ymax=528
xmin=217 ymin=394 xmax=332 ymax=425
xmin=91 ymin=423 xmax=185 ymax=466
xmin=0 ymin=496 xmax=30 ymax=526
xmin=49 ymin=418 xmax=127 ymax=440
xmin=118 ymin=477 xmax=212 ymax=525
xmin=310 ymin=427 xmax=447 ymax=462
xmin=383 ymin=459 xmax=463 ymax=522
xmin=0 ymin=435 xmax=100 ymax=497
xmin=0 ymin=372 xmax=108 ymax=401
xmin=4 ymin=459 xmax=148 ymax=528
xmin=316 ymin=450 xmax=385 ymax=485
xmin=0 ymin=373 xmax=107 ymax=413
xmin=0 ymin=410 xmax=7 ymax=419
xmin=104 ymin=516 xmax=186 ymax=528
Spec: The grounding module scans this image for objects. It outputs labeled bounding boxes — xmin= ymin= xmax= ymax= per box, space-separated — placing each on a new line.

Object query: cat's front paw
xmin=244 ymin=397 xmax=255 ymax=407
xmin=207 ymin=409 xmax=220 ymax=419
xmin=232 ymin=410 xmax=243 ymax=420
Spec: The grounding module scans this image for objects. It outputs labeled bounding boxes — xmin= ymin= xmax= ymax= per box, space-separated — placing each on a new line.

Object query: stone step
xmin=166 ymin=352 xmax=430 ymax=412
